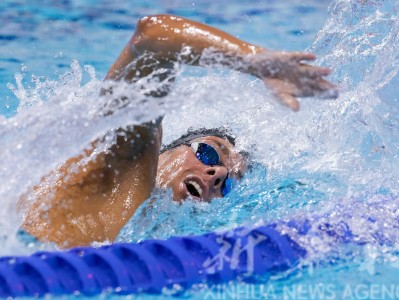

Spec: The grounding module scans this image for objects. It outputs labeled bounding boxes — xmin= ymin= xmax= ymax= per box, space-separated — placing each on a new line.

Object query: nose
xmin=203 ymin=165 xmax=228 ymax=197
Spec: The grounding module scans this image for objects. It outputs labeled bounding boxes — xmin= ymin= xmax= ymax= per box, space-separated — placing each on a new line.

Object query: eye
xmin=190 ymin=142 xmax=221 ymax=166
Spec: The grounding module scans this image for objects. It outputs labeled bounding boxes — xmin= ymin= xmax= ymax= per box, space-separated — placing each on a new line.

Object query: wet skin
xmin=157 ymin=136 xmax=246 ymax=202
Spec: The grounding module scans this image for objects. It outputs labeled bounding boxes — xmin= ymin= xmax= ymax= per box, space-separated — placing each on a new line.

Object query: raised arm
xmin=107 ymin=14 xmax=337 ymax=110
xmin=106 ymin=15 xmax=261 ymax=81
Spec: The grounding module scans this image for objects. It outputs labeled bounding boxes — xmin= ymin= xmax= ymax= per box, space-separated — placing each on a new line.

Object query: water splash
xmin=0 ymin=0 xmax=398 ymax=273
xmin=0 ymin=60 xmax=174 ymax=254
xmin=121 ymin=0 xmax=399 ymax=268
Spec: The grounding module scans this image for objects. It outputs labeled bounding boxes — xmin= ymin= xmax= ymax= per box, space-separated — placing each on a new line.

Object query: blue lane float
xmin=0 ymin=219 xmax=353 ymax=298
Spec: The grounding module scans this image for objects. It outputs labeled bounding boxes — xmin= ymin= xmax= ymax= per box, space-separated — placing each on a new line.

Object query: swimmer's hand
xmin=246 ymin=51 xmax=338 ymax=111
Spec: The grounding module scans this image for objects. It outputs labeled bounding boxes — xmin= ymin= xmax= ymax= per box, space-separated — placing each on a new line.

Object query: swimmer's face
xmin=156 ymin=136 xmax=246 ymax=202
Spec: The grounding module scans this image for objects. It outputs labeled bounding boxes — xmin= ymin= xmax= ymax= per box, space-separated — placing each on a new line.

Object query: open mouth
xmin=185 ymin=180 xmax=203 ymax=198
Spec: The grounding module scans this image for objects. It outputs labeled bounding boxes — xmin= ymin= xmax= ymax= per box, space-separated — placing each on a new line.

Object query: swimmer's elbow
xmin=132 ymin=15 xmax=182 ymax=54
xmin=136 ymin=14 xmax=176 ymax=31
xmin=135 ymin=15 xmax=170 ymax=38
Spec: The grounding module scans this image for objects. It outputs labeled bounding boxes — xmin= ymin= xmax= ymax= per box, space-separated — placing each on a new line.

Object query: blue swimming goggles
xmin=189 ymin=142 xmax=234 ymax=197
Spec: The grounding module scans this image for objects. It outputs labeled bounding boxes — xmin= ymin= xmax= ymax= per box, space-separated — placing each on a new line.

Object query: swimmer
xmin=19 ymin=14 xmax=337 ymax=248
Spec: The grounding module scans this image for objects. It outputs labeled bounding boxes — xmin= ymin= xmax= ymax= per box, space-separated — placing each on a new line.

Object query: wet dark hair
xmin=161 ymin=127 xmax=236 ymax=153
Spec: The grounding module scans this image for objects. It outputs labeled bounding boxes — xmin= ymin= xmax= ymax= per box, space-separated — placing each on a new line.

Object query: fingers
xmin=295 ymin=65 xmax=337 ymax=98
xmin=289 ymin=52 xmax=316 ymax=62
xmin=298 ymin=73 xmax=337 ymax=96
xmin=313 ymin=79 xmax=339 ymax=99
xmin=264 ymin=78 xmax=300 ymax=111
xmin=264 ymin=75 xmax=338 ymax=111
xmin=316 ymin=78 xmax=337 ymax=91
xmin=290 ymin=53 xmax=332 ymax=81
xmin=299 ymin=64 xmax=331 ymax=77
xmin=278 ymin=93 xmax=300 ymax=111
xmin=261 ymin=51 xmax=338 ymax=111
xmin=294 ymin=78 xmax=337 ymax=98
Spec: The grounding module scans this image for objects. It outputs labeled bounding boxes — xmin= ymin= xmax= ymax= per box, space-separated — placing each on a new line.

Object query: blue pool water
xmin=1 ymin=0 xmax=399 ymax=299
